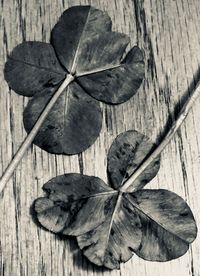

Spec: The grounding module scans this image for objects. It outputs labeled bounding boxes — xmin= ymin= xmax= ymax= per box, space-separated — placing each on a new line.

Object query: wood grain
xmin=0 ymin=0 xmax=200 ymax=275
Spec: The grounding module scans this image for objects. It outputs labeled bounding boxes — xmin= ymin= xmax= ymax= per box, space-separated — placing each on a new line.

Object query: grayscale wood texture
xmin=0 ymin=0 xmax=200 ymax=275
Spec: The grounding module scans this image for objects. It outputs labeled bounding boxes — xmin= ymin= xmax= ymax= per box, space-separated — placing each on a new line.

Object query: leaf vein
xmin=8 ymin=57 xmax=66 ymax=76
xmin=125 ymin=194 xmax=188 ymax=245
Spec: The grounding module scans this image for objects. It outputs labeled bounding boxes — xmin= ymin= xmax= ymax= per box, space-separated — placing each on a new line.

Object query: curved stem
xmin=0 ymin=74 xmax=74 ymax=193
xmin=120 ymin=80 xmax=200 ymax=192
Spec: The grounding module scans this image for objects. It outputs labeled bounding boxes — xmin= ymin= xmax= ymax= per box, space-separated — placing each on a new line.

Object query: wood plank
xmin=0 ymin=0 xmax=200 ymax=275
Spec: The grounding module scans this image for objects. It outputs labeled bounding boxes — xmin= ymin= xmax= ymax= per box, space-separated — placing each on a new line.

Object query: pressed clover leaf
xmin=4 ymin=5 xmax=145 ymax=155
xmin=33 ymin=130 xmax=197 ymax=269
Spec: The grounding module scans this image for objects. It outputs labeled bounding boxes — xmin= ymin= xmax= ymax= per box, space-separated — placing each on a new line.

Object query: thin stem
xmin=120 ymin=80 xmax=200 ymax=192
xmin=0 ymin=74 xmax=74 ymax=193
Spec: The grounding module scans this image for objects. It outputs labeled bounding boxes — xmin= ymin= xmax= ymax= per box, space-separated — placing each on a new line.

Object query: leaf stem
xmin=120 ymin=80 xmax=200 ymax=192
xmin=0 ymin=74 xmax=74 ymax=193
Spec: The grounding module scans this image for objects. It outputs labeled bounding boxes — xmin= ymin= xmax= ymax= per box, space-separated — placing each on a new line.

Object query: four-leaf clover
xmin=4 ymin=6 xmax=145 ymax=154
xmin=33 ymin=130 xmax=197 ymax=269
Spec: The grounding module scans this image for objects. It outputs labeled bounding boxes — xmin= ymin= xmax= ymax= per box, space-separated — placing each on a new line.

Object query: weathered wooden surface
xmin=0 ymin=0 xmax=200 ymax=275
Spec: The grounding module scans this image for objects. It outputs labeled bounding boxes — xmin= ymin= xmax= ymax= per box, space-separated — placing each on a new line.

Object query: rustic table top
xmin=0 ymin=0 xmax=200 ymax=275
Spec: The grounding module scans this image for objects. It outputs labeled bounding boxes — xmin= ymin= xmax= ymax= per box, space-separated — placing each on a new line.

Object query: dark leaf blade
xmin=34 ymin=173 xmax=115 ymax=236
xmin=23 ymin=82 xmax=102 ymax=154
xmin=78 ymin=46 xmax=145 ymax=104
xmin=4 ymin=42 xmax=66 ymax=97
xmin=75 ymin=32 xmax=129 ymax=76
xmin=128 ymin=189 xmax=197 ymax=243
xmin=43 ymin=173 xmax=113 ymax=199
xmin=77 ymin=194 xmax=142 ymax=269
xmin=134 ymin=210 xmax=190 ymax=262
xmin=51 ymin=5 xmax=112 ymax=72
xmin=126 ymin=189 xmax=197 ymax=261
xmin=107 ymin=130 xmax=160 ymax=192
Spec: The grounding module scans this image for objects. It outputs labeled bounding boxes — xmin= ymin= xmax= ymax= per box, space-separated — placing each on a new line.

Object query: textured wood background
xmin=0 ymin=0 xmax=200 ymax=275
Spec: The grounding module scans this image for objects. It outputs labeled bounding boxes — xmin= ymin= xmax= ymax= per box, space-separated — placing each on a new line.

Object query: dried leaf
xmin=107 ymin=130 xmax=160 ymax=191
xmin=78 ymin=46 xmax=145 ymax=104
xmin=33 ymin=130 xmax=197 ymax=269
xmin=4 ymin=42 xmax=65 ymax=97
xmin=23 ymin=82 xmax=102 ymax=154
xmin=51 ymin=5 xmax=113 ymax=73
xmin=35 ymin=173 xmax=114 ymax=235
xmin=4 ymin=6 xmax=145 ymax=154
